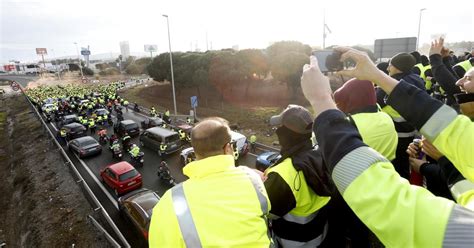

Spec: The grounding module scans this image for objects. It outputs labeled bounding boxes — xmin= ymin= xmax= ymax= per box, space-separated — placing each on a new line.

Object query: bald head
xmin=191 ymin=117 xmax=232 ymax=159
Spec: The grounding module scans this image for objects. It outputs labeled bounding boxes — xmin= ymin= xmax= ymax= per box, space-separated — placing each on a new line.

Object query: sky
xmin=1 ymin=0 xmax=473 ymax=64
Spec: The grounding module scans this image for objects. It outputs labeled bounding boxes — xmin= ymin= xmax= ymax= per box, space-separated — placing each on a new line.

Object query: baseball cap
xmin=269 ymin=104 xmax=313 ymax=134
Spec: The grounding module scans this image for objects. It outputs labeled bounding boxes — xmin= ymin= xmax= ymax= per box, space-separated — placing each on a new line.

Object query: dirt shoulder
xmin=0 ymin=85 xmax=111 ymax=247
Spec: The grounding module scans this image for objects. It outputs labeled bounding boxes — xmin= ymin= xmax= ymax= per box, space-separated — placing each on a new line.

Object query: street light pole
xmin=417 ymin=8 xmax=426 ymax=51
xmin=51 ymin=49 xmax=61 ymax=80
xmin=74 ymin=42 xmax=84 ymax=77
xmin=163 ymin=14 xmax=178 ymax=115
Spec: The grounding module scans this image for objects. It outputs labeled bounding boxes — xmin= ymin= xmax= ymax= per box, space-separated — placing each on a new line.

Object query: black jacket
xmin=264 ymin=141 xmax=334 ymax=242
xmin=430 ymin=54 xmax=462 ymax=106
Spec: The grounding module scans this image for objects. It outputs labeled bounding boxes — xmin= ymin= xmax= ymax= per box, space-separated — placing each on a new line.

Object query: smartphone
xmin=312 ymin=50 xmax=344 ymax=73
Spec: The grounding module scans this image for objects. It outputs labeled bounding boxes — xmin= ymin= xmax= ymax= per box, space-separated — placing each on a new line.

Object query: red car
xmin=100 ymin=162 xmax=142 ymax=196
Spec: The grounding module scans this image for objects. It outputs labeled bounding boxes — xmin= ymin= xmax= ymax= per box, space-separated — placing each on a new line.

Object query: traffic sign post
xmin=36 ymin=48 xmax=48 ymax=77
xmin=190 ymin=96 xmax=198 ymax=119
xmin=10 ymin=81 xmax=20 ymax=91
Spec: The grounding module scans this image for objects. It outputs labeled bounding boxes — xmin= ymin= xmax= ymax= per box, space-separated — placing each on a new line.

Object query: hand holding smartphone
xmin=311 ymin=50 xmax=344 ymax=73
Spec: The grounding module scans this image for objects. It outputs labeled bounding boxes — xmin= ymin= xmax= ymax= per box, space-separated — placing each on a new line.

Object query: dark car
xmin=61 ymin=122 xmax=87 ymax=140
xmin=68 ymin=136 xmax=102 ymax=158
xmin=139 ymin=127 xmax=182 ymax=155
xmin=114 ymin=120 xmax=140 ymax=137
xmin=255 ymin=151 xmax=281 ymax=172
xmin=140 ymin=117 xmax=164 ymax=129
xmin=59 ymin=114 xmax=78 ymax=128
xmin=118 ymin=188 xmax=160 ymax=240
xmin=93 ymin=108 xmax=109 ymax=117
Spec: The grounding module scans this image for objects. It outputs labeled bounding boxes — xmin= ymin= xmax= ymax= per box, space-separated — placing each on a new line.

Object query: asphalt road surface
xmin=2 ymin=75 xmax=262 ymax=246
xmin=45 ymin=107 xmax=260 ymax=247
xmin=0 ymin=75 xmax=38 ymax=87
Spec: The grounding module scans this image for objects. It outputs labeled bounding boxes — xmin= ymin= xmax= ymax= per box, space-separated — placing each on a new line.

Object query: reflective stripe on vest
xmin=282 ymin=210 xmax=318 ymax=224
xmin=239 ymin=166 xmax=269 ymax=215
xmin=171 ymin=167 xmax=269 ymax=247
xmin=397 ymin=131 xmax=418 ymax=138
xmin=451 ymin=180 xmax=474 ymax=200
xmin=276 ymin=222 xmax=327 ymax=247
xmin=171 ymin=184 xmax=202 ymax=248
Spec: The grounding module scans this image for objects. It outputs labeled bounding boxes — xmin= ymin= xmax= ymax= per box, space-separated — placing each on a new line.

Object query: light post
xmin=162 ymin=14 xmax=178 ymax=115
xmin=74 ymin=42 xmax=84 ymax=77
xmin=417 ymin=8 xmax=426 ymax=51
xmin=51 ymin=49 xmax=61 ymax=80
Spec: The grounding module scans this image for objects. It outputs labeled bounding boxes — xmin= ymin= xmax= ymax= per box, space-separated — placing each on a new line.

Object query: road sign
xmin=36 ymin=48 xmax=48 ymax=55
xmin=190 ymin=96 xmax=198 ymax=108
xmin=10 ymin=81 xmax=20 ymax=91
xmin=144 ymin=45 xmax=158 ymax=52
xmin=81 ymin=49 xmax=91 ymax=55
xmin=374 ymin=37 xmax=417 ymax=59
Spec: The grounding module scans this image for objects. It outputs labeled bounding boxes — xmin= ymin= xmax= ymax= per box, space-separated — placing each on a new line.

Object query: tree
xmin=267 ymin=41 xmax=311 ymax=99
xmin=125 ymin=58 xmax=151 ymax=75
xmin=267 ymin=41 xmax=312 ymax=59
xmin=236 ymin=49 xmax=269 ymax=97
xmin=147 ymin=53 xmax=172 ymax=82
xmin=82 ymin=67 xmax=94 ymax=76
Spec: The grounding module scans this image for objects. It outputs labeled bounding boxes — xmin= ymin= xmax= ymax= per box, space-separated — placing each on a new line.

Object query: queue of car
xmin=41 ymin=97 xmax=266 ymax=242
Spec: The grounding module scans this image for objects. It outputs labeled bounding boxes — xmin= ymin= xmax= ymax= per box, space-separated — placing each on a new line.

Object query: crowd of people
xmin=25 ymin=81 xmax=188 ymax=162
xmin=149 ymin=38 xmax=474 ymax=248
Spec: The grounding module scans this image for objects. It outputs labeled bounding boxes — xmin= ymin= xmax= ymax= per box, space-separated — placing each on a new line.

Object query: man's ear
xmin=224 ymin=143 xmax=233 ymax=155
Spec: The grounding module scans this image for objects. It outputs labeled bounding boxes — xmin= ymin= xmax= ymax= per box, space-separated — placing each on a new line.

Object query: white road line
xmin=73 ymin=153 xmax=119 ymax=210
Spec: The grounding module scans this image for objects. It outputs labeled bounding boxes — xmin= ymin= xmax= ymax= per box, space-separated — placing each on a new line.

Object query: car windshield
xmin=119 ymin=169 xmax=139 ymax=181
xmin=72 ymin=126 xmax=84 ymax=132
xmin=165 ymin=134 xmax=180 ymax=143
xmin=79 ymin=139 xmax=97 ymax=147
xmin=125 ymin=123 xmax=138 ymax=130
xmin=268 ymin=153 xmax=280 ymax=160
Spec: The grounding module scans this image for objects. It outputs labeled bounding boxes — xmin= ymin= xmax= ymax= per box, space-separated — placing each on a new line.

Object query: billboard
xmin=3 ymin=65 xmax=16 ymax=71
xmin=144 ymin=45 xmax=158 ymax=52
xmin=36 ymin=48 xmax=48 ymax=55
xmin=374 ymin=37 xmax=417 ymax=59
xmin=81 ymin=48 xmax=91 ymax=55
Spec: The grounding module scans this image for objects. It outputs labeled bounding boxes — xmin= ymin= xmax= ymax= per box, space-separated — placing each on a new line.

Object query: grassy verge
xmin=120 ymin=86 xmax=283 ymax=147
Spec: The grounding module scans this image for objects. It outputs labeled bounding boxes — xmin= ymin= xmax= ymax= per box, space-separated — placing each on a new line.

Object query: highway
xmin=1 ymin=75 xmax=268 ymax=247
xmin=0 ymin=75 xmax=37 ymax=87
xmin=45 ymin=106 xmax=260 ymax=247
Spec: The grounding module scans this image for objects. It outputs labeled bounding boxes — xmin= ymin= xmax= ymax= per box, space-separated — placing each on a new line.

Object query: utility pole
xmin=323 ymin=10 xmax=326 ymax=49
xmin=163 ymin=14 xmax=178 ymax=115
xmin=417 ymin=8 xmax=427 ymax=51
xmin=74 ymin=42 xmax=84 ymax=77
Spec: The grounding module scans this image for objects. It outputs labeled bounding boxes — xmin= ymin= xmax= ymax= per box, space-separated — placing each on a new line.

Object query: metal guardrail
xmin=15 ymin=83 xmax=130 ymax=248
xmin=88 ymin=215 xmax=121 ymax=247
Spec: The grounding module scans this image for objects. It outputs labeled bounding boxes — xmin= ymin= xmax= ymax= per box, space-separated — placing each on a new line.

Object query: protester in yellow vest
xmin=149 ymin=117 xmax=271 ymax=247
